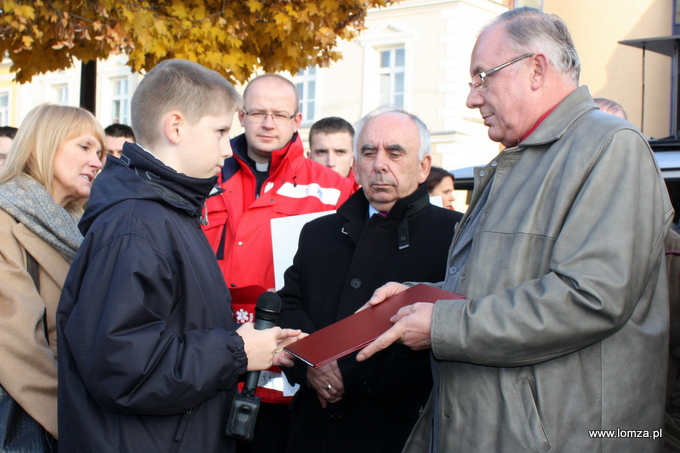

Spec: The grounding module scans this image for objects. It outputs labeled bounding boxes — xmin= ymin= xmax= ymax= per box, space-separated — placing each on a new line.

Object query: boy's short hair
xmin=309 ymin=117 xmax=355 ymax=148
xmin=104 ymin=123 xmax=136 ymax=141
xmin=131 ymin=59 xmax=242 ymax=148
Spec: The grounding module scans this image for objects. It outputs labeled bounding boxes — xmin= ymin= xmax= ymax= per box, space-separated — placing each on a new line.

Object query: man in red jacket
xmin=203 ymin=73 xmax=355 ymax=452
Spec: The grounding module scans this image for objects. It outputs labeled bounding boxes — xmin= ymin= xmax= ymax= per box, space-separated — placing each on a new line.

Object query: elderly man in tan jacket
xmin=358 ymin=7 xmax=672 ymax=452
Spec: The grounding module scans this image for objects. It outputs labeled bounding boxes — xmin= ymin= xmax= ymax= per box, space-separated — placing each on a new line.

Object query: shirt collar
xmin=519 ymin=103 xmax=559 ymax=144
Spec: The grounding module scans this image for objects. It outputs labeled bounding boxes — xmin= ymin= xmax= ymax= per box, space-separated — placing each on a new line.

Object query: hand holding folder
xmin=284 ymin=284 xmax=465 ymax=368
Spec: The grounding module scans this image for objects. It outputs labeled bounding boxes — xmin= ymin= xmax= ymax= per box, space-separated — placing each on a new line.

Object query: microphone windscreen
xmin=255 ymin=292 xmax=281 ymax=318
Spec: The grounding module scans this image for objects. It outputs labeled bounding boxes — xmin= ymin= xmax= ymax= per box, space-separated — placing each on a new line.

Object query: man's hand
xmin=307 ymin=361 xmax=345 ymax=408
xmin=355 ymin=282 xmax=410 ymax=312
xmin=356 ymin=302 xmax=435 ymax=361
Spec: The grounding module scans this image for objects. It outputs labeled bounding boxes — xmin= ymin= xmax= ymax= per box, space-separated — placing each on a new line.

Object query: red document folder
xmin=284 ymin=284 xmax=466 ymax=368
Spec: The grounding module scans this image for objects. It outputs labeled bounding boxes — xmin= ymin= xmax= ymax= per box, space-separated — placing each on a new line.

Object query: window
xmin=514 ymin=0 xmax=542 ymax=8
xmin=294 ymin=67 xmax=316 ymax=122
xmin=378 ymin=48 xmax=405 ymax=107
xmin=675 ymin=0 xmax=680 ymax=34
xmin=111 ymin=78 xmax=131 ymax=124
xmin=0 ymin=93 xmax=8 ymax=126
xmin=358 ymin=23 xmax=414 ymax=113
xmin=54 ymin=84 xmax=68 ymax=105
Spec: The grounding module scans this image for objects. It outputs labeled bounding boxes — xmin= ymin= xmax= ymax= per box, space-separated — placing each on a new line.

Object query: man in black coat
xmin=277 ymin=106 xmax=463 ymax=453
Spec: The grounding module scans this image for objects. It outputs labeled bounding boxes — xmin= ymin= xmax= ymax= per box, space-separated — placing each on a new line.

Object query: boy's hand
xmin=272 ymin=330 xmax=306 ymax=368
xmin=236 ymin=323 xmax=282 ymax=371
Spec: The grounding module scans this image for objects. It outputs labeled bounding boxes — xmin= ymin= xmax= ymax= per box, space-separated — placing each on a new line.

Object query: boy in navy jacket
xmin=57 ymin=59 xmax=300 ymax=452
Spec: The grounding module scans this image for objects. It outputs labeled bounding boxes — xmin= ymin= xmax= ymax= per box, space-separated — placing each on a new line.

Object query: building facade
xmin=0 ymin=0 xmax=675 ymax=211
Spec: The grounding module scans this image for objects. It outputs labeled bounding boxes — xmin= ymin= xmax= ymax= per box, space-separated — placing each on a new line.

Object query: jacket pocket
xmin=515 ymin=376 xmax=551 ymax=453
xmin=170 ymin=409 xmax=193 ymax=453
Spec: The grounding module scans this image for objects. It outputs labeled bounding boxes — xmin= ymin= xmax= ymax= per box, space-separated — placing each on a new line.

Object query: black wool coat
xmin=278 ymin=183 xmax=462 ymax=453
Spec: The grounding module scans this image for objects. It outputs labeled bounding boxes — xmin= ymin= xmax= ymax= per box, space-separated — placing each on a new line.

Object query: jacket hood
xmin=80 ymin=143 xmax=217 ymax=234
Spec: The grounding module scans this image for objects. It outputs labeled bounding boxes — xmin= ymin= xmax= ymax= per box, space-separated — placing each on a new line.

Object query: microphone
xmin=242 ymin=292 xmax=282 ymax=396
xmin=225 ymin=292 xmax=282 ymax=441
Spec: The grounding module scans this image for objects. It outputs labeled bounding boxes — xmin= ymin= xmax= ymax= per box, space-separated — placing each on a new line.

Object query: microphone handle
xmin=242 ymin=317 xmax=278 ymax=395
xmin=253 ymin=318 xmax=277 ymax=331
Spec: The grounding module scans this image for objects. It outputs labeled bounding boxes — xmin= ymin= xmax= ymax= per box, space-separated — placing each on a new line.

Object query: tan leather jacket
xmin=0 ymin=208 xmax=66 ymax=438
xmin=405 ymin=87 xmax=673 ymax=452
xmin=665 ymin=229 xmax=680 ymax=452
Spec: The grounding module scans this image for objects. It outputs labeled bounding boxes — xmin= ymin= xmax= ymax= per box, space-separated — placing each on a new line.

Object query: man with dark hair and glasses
xmin=358 ymin=7 xmax=672 ymax=452
xmin=202 ymin=73 xmax=354 ymax=453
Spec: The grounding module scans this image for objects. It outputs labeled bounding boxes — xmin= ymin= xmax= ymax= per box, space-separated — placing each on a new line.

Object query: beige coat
xmin=0 ymin=208 xmax=67 ymax=438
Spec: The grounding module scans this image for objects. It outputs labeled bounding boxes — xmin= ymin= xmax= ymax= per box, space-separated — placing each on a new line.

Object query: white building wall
xmin=296 ymin=0 xmax=508 ymax=176
xmin=96 ymin=55 xmax=144 ymax=128
xmin=8 ymin=54 xmax=142 ymax=129
xmin=437 ymin=0 xmax=506 ymax=171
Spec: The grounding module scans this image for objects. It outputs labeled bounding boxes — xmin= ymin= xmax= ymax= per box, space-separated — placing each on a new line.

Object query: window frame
xmin=53 ymin=84 xmax=69 ymax=106
xmin=0 ymin=91 xmax=9 ymax=126
xmin=110 ymin=77 xmax=131 ymax=125
xmin=378 ymin=47 xmax=406 ymax=107
xmin=358 ymin=22 xmax=415 ymax=115
xmin=294 ymin=67 xmax=318 ymax=125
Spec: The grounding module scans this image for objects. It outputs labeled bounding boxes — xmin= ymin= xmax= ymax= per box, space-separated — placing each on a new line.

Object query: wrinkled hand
xmin=355 ymin=282 xmax=410 ymax=313
xmin=356 ymin=302 xmax=434 ymax=362
xmin=236 ymin=323 xmax=282 ymax=371
xmin=307 ymin=361 xmax=345 ymax=409
xmin=273 ymin=331 xmax=307 ymax=368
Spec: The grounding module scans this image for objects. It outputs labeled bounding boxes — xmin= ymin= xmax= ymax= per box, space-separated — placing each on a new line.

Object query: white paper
xmin=429 ymin=195 xmax=444 ymax=207
xmin=271 ymin=211 xmax=335 ymax=290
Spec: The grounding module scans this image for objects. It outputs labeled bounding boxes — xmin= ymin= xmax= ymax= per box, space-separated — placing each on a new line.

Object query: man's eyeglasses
xmin=243 ymin=110 xmax=296 ymax=124
xmin=469 ymin=53 xmax=534 ymax=91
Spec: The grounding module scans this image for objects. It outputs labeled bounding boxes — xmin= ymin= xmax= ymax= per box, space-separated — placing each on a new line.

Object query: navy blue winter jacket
xmin=57 ymin=143 xmax=247 ymax=452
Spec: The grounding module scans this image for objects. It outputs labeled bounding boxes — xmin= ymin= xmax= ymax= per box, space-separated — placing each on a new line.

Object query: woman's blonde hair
xmin=0 ymin=104 xmax=106 ymax=213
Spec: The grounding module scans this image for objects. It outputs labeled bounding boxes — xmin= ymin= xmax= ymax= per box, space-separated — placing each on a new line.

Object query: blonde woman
xmin=0 ymin=104 xmax=105 ymax=448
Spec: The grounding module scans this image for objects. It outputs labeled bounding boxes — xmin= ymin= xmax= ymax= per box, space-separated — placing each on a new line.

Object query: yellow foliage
xmin=0 ymin=0 xmax=396 ymax=83
xmin=247 ymin=0 xmax=263 ymax=13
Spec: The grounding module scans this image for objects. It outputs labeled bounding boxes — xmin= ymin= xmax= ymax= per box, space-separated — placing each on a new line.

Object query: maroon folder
xmin=284 ymin=284 xmax=465 ymax=368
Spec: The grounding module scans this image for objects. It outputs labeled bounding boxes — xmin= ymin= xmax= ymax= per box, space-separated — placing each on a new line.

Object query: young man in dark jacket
xmin=56 ymin=59 xmax=301 ymax=452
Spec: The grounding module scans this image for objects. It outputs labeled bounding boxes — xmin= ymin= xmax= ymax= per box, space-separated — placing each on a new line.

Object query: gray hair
xmin=593 ymin=97 xmax=628 ymax=120
xmin=491 ymin=7 xmax=580 ymax=85
xmin=353 ymin=105 xmax=430 ymax=161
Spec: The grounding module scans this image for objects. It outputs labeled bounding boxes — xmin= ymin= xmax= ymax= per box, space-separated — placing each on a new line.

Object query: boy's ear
xmin=164 ymin=111 xmax=184 ymax=145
